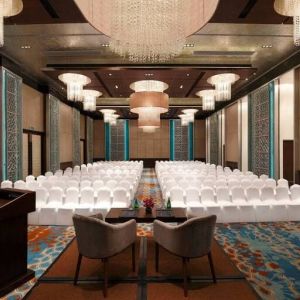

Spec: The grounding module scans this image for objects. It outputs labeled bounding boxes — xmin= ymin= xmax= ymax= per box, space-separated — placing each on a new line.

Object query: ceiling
xmin=1 ymin=0 xmax=299 ymax=119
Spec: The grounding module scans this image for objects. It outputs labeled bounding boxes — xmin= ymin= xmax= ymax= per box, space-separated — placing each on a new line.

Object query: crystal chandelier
xmin=182 ymin=109 xmax=198 ymax=123
xmin=196 ymin=90 xmax=216 ymax=111
xmin=100 ymin=109 xmax=119 ymax=126
xmin=178 ymin=114 xmax=190 ymax=126
xmin=130 ymin=80 xmax=169 ymax=133
xmin=58 ymin=73 xmax=91 ymax=102
xmin=0 ymin=0 xmax=23 ymax=46
xmin=274 ymin=0 xmax=300 ymax=46
xmin=73 ymin=0 xmax=219 ymax=62
xmin=207 ymin=73 xmax=239 ymax=101
xmin=82 ymin=90 xmax=102 ymax=111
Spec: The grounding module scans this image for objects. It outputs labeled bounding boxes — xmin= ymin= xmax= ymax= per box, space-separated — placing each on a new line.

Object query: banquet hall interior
xmin=0 ymin=0 xmax=299 ymax=299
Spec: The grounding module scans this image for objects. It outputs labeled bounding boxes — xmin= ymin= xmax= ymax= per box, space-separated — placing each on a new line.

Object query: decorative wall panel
xmin=209 ymin=113 xmax=219 ymax=165
xmin=0 ymin=68 xmax=23 ymax=181
xmin=86 ymin=117 xmax=94 ymax=163
xmin=170 ymin=119 xmax=193 ymax=161
xmin=72 ymin=108 xmax=81 ymax=166
xmin=248 ymin=82 xmax=275 ymax=177
xmin=46 ymin=94 xmax=60 ymax=172
xmin=105 ymin=120 xmax=129 ymax=161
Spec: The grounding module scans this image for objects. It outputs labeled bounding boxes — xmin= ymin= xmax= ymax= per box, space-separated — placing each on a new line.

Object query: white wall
xmin=279 ymin=70 xmax=294 ymax=178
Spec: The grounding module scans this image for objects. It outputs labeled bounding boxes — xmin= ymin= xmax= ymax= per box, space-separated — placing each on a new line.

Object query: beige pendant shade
xmin=130 ymin=92 xmax=169 ymax=114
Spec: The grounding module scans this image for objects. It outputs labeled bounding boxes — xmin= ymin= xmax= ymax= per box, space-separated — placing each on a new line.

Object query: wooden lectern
xmin=0 ymin=188 xmax=36 ymax=297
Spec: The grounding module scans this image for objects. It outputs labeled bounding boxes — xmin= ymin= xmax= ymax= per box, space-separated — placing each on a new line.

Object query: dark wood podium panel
xmin=0 ymin=188 xmax=36 ymax=297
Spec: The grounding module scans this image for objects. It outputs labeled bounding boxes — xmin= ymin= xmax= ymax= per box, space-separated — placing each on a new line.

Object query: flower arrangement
xmin=143 ymin=198 xmax=154 ymax=213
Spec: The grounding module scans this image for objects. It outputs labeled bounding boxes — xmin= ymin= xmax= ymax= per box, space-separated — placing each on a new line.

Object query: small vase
xmin=145 ymin=207 xmax=152 ymax=214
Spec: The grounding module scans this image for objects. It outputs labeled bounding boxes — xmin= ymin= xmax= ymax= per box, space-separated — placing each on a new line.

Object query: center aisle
xmin=135 ymin=168 xmax=163 ymax=237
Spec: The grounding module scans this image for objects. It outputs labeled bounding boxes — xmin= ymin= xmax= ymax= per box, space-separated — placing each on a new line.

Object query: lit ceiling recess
xmin=196 ymin=90 xmax=216 ymax=111
xmin=73 ymin=0 xmax=219 ymax=62
xmin=100 ymin=109 xmax=119 ymax=126
xmin=129 ymin=80 xmax=169 ymax=133
xmin=274 ymin=0 xmax=300 ymax=46
xmin=0 ymin=0 xmax=23 ymax=46
xmin=82 ymin=90 xmax=102 ymax=111
xmin=58 ymin=73 xmax=91 ymax=102
xmin=207 ymin=73 xmax=240 ymax=101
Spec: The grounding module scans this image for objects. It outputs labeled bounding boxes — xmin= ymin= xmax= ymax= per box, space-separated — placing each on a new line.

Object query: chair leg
xmin=103 ymin=258 xmax=108 ymax=298
xmin=74 ymin=254 xmax=82 ymax=285
xmin=155 ymin=242 xmax=159 ymax=272
xmin=182 ymin=257 xmax=188 ymax=297
xmin=208 ymin=252 xmax=217 ymax=283
xmin=132 ymin=243 xmax=136 ymax=272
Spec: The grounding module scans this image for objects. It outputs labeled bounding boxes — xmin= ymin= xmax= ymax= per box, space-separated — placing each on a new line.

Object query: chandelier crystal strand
xmin=82 ymin=90 xmax=102 ymax=111
xmin=178 ymin=114 xmax=190 ymax=126
xmin=207 ymin=73 xmax=239 ymax=102
xmin=196 ymin=90 xmax=216 ymax=111
xmin=182 ymin=109 xmax=198 ymax=123
xmin=58 ymin=73 xmax=91 ymax=102
xmin=100 ymin=109 xmax=117 ymax=123
xmin=274 ymin=0 xmax=300 ymax=46
xmin=73 ymin=0 xmax=219 ymax=62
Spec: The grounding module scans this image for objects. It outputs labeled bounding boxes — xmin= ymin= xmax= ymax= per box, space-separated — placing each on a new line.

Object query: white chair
xmin=68 ymin=180 xmax=79 ymax=189
xmin=106 ymin=180 xmax=118 ymax=190
xmin=265 ymin=178 xmax=276 ymax=189
xmin=1 ymin=180 xmax=12 ymax=188
xmin=112 ymin=188 xmax=130 ymax=208
xmin=216 ymin=187 xmax=230 ymax=204
xmin=37 ymin=175 xmax=46 ymax=184
xmin=93 ymin=180 xmax=104 ymax=193
xmin=246 ymin=187 xmax=260 ymax=203
xmin=275 ymin=186 xmax=290 ymax=202
xmin=277 ymin=178 xmax=289 ymax=188
xmin=185 ymin=188 xmax=200 ymax=206
xmin=14 ymin=180 xmax=27 ymax=190
xmin=80 ymin=180 xmax=92 ymax=189
xmin=290 ymin=185 xmax=300 ymax=201
xmin=231 ymin=187 xmax=246 ymax=203
xmin=201 ymin=187 xmax=222 ymax=222
xmin=228 ymin=180 xmax=240 ymax=190
xmin=26 ymin=181 xmax=39 ymax=191
xmin=260 ymin=174 xmax=268 ymax=181
xmin=26 ymin=175 xmax=35 ymax=182
xmin=202 ymin=180 xmax=214 ymax=189
xmin=57 ymin=187 xmax=80 ymax=226
xmin=39 ymin=187 xmax=64 ymax=225
xmin=252 ymin=179 xmax=264 ymax=190
xmin=288 ymin=185 xmax=300 ymax=221
xmin=169 ymin=187 xmax=185 ymax=207
xmin=28 ymin=187 xmax=49 ymax=225
xmin=94 ymin=188 xmax=112 ymax=218
xmin=80 ymin=187 xmax=95 ymax=206
xmin=41 ymin=181 xmax=53 ymax=190
xmin=241 ymin=179 xmax=252 ymax=190
xmin=45 ymin=171 xmax=53 ymax=178
xmin=200 ymin=187 xmax=215 ymax=205
xmin=260 ymin=187 xmax=275 ymax=202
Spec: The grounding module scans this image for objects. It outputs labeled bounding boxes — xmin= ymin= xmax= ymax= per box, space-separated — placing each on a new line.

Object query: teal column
xmin=169 ymin=120 xmax=175 ymax=161
xmin=124 ymin=120 xmax=130 ymax=161
xmin=188 ymin=122 xmax=194 ymax=161
xmin=269 ymin=81 xmax=275 ymax=178
xmin=105 ymin=123 xmax=111 ymax=161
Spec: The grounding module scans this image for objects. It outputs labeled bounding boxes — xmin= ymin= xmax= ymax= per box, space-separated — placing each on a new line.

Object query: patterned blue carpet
xmin=215 ymin=222 xmax=300 ymax=300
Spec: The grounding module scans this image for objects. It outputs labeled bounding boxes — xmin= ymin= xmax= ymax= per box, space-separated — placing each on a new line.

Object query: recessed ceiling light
xmin=109 ymin=73 xmax=112 ymax=76
xmin=186 ymin=73 xmax=190 ymax=77
xmin=180 ymin=85 xmax=183 ymax=89
xmin=245 ymin=78 xmax=249 ymax=81
xmin=184 ymin=43 xmax=194 ymax=48
xmin=261 ymin=45 xmax=272 ymax=48
xmin=101 ymin=43 xmax=110 ymax=47
xmin=115 ymin=85 xmax=119 ymax=89
xmin=21 ymin=45 xmax=31 ymax=49
xmin=144 ymin=73 xmax=154 ymax=77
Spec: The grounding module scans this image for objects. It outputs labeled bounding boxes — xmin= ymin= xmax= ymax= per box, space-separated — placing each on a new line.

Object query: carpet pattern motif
xmin=215 ymin=222 xmax=300 ymax=300
xmin=2 ymin=226 xmax=75 ymax=300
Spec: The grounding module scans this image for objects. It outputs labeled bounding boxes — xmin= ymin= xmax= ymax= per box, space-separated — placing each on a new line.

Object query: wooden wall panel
xmin=129 ymin=119 xmax=170 ymax=159
xmin=22 ymin=84 xmax=44 ymax=132
xmin=225 ymin=103 xmax=239 ymax=166
xmin=194 ymin=120 xmax=206 ymax=161
xmin=93 ymin=120 xmax=105 ymax=160
xmin=59 ymin=102 xmax=73 ymax=163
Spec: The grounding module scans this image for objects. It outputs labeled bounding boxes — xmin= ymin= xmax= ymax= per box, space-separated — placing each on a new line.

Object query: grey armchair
xmin=153 ymin=215 xmax=217 ymax=297
xmin=72 ymin=213 xmax=137 ymax=297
